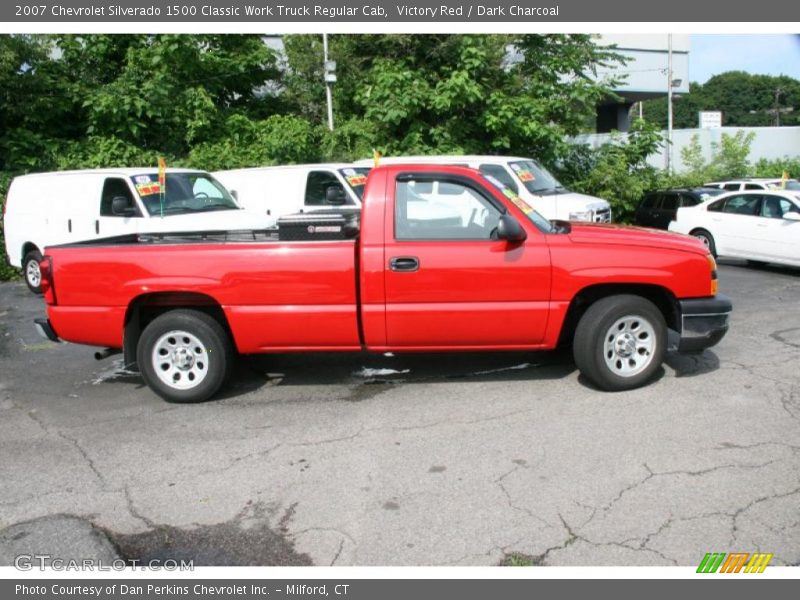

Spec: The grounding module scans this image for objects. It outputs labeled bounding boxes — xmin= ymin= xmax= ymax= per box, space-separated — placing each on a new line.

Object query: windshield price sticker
xmin=346 ymin=174 xmax=367 ymax=186
xmin=136 ymin=182 xmax=161 ymax=196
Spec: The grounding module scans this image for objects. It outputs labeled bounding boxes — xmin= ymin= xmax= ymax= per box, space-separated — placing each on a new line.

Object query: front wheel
xmin=573 ymin=295 xmax=667 ymax=391
xmin=23 ymin=250 xmax=43 ymax=294
xmin=137 ymin=309 xmax=233 ymax=403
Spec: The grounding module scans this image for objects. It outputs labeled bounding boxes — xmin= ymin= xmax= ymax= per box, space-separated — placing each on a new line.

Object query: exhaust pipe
xmin=94 ymin=348 xmax=121 ymax=361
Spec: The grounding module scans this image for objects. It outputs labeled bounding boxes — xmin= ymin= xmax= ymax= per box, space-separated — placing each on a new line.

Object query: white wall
xmin=573 ymin=126 xmax=800 ymax=172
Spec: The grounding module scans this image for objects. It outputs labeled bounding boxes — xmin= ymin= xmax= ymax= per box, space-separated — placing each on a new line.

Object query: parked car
xmin=704 ymin=178 xmax=800 ymax=192
xmin=3 ymin=168 xmax=263 ymax=293
xmin=634 ymin=188 xmax=724 ymax=230
xmin=669 ymin=190 xmax=800 ymax=267
xmin=213 ymin=164 xmax=370 ymax=227
xmin=354 ymin=155 xmax=612 ymax=223
xmin=35 ymin=164 xmax=730 ymax=403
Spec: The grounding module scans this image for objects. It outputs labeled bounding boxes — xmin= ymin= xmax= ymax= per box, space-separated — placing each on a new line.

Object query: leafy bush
xmin=0 ymin=172 xmax=20 ymax=281
xmin=186 ymin=114 xmax=321 ymax=171
xmin=559 ymin=119 xmax=665 ymax=222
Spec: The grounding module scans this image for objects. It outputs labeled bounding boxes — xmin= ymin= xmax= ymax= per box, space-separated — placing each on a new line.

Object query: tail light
xmin=39 ymin=256 xmax=57 ymax=305
xmin=707 ymin=254 xmax=718 ymax=295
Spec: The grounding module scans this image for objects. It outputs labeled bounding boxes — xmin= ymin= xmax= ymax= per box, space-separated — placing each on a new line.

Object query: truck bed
xmin=45 ymin=233 xmax=362 ymax=353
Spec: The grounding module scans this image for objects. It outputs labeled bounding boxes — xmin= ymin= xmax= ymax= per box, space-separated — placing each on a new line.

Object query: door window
xmin=722 ymin=195 xmax=760 ymax=216
xmin=660 ymin=194 xmax=680 ymax=211
xmin=760 ymin=195 xmax=798 ymax=218
xmin=395 ymin=179 xmax=502 ymax=240
xmin=305 ymin=171 xmax=349 ymax=206
xmin=100 ymin=178 xmax=139 ymax=217
xmin=723 ymin=183 xmax=741 ymax=191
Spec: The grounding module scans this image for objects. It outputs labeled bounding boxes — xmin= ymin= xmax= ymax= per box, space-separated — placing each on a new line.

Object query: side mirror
xmin=111 ymin=196 xmax=136 ymax=216
xmin=783 ymin=212 xmax=800 ymax=222
xmin=496 ymin=214 xmax=527 ymax=242
xmin=230 ymin=189 xmax=239 ymax=201
xmin=325 ymin=184 xmax=348 ymax=206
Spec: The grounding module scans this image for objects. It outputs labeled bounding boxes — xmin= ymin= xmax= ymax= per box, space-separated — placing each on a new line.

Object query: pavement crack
xmin=123 ymin=486 xmax=157 ymax=530
xmin=56 ymin=430 xmax=107 ymax=487
xmin=330 ymin=538 xmax=345 ymax=566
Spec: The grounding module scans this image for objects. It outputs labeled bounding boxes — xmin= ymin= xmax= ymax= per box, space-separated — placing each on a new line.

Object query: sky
xmin=690 ymin=34 xmax=800 ymax=83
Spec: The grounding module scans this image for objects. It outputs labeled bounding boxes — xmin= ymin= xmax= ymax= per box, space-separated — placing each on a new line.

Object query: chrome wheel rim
xmin=152 ymin=330 xmax=209 ymax=390
xmin=603 ymin=315 xmax=656 ymax=377
xmin=26 ymin=260 xmax=41 ymax=288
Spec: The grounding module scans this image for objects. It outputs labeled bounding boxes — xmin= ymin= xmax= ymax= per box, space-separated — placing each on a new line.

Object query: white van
xmin=212 ymin=164 xmax=371 ymax=227
xmin=355 ymin=155 xmax=612 ymax=223
xmin=3 ymin=168 xmax=264 ymax=293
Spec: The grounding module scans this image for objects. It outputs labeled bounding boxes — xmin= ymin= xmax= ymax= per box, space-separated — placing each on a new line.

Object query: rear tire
xmin=690 ymin=229 xmax=716 ymax=257
xmin=573 ymin=295 xmax=667 ymax=391
xmin=137 ymin=309 xmax=233 ymax=403
xmin=23 ymin=250 xmax=43 ymax=294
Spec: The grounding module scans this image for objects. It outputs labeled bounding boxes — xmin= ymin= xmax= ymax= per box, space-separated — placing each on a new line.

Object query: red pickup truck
xmin=35 ymin=165 xmax=731 ymax=403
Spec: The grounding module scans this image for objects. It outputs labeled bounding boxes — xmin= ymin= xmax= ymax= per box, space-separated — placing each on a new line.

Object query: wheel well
xmin=123 ymin=292 xmax=233 ymax=370
xmin=558 ymin=284 xmax=680 ymax=347
xmin=22 ymin=242 xmax=40 ymax=259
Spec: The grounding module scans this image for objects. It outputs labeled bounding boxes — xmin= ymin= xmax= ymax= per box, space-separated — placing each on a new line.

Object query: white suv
xmin=705 ymin=178 xmax=800 ymax=192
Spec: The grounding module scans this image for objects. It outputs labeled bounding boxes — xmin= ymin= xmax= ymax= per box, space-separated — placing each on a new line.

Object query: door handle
xmin=389 ymin=256 xmax=420 ymax=272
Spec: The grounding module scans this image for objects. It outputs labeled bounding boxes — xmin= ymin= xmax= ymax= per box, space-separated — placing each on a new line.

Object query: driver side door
xmin=383 ymin=173 xmax=552 ymax=349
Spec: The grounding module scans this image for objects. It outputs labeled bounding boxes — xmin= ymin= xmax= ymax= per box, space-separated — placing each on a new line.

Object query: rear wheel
xmin=23 ymin=250 xmax=43 ymax=294
xmin=137 ymin=309 xmax=233 ymax=403
xmin=573 ymin=295 xmax=667 ymax=391
xmin=690 ymin=229 xmax=716 ymax=257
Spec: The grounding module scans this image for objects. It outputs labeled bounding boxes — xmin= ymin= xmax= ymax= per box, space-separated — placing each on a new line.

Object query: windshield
xmin=483 ymin=174 xmax=554 ymax=233
xmin=131 ymin=173 xmax=239 ymax=216
xmin=339 ymin=168 xmax=371 ymax=200
xmin=508 ymin=160 xmax=563 ymax=195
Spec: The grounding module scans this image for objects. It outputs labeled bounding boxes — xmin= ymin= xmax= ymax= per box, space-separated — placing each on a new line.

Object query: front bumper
xmin=34 ymin=318 xmax=60 ymax=343
xmin=677 ymin=294 xmax=732 ymax=353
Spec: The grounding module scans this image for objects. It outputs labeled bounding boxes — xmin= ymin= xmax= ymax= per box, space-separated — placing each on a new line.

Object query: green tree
xmin=642 ymin=71 xmax=800 ymax=128
xmin=282 ymin=34 xmax=624 ymax=162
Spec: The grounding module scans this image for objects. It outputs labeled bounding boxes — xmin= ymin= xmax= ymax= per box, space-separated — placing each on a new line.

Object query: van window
xmin=395 ymin=179 xmax=501 ymax=240
xmin=723 ymin=183 xmax=741 ymax=191
xmin=744 ymin=183 xmax=763 ymax=190
xmin=101 ymin=178 xmax=139 ymax=217
xmin=479 ymin=164 xmax=518 ymax=194
xmin=305 ymin=171 xmax=351 ymax=206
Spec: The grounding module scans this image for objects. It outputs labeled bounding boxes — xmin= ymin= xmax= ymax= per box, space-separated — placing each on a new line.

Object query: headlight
xmin=568 ymin=210 xmax=593 ymax=222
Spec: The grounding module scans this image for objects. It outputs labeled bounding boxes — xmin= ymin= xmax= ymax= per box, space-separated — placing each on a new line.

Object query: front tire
xmin=137 ymin=309 xmax=233 ymax=403
xmin=23 ymin=250 xmax=43 ymax=294
xmin=573 ymin=295 xmax=667 ymax=391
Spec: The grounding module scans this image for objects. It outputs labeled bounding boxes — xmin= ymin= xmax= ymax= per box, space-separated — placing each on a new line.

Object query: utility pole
xmin=775 ymin=87 xmax=783 ymax=127
xmin=323 ymin=34 xmax=336 ymax=131
xmin=666 ymin=33 xmax=673 ymax=175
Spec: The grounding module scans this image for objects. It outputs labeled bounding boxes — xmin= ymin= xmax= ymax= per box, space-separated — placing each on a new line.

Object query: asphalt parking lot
xmin=1 ymin=260 xmax=799 ymax=567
